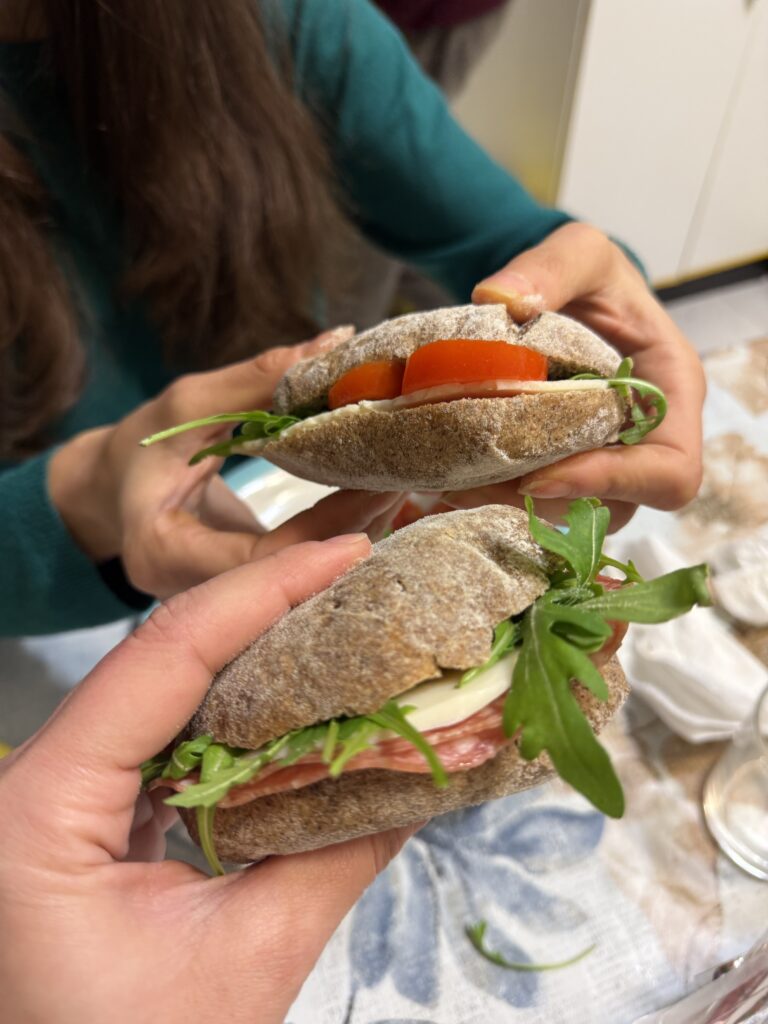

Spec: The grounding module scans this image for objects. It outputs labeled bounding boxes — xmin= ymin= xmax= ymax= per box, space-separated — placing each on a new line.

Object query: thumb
xmin=472 ymin=222 xmax=618 ymax=320
xmin=217 ymin=825 xmax=418 ymax=1007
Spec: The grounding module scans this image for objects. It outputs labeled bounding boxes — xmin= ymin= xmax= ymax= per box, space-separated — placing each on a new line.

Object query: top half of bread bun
xmin=272 ymin=306 xmax=622 ymax=415
xmin=190 ymin=505 xmax=560 ymax=751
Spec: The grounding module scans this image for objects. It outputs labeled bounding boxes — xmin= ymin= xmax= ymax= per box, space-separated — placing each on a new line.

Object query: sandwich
xmin=141 ymin=498 xmax=709 ymax=874
xmin=141 ymin=305 xmax=667 ymax=491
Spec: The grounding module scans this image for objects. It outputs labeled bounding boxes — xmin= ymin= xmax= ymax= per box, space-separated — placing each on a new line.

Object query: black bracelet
xmin=97 ymin=557 xmax=155 ymax=612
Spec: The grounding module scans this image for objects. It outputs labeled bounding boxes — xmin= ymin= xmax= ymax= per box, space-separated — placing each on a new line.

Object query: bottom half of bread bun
xmin=179 ymin=657 xmax=628 ymax=862
xmin=242 ymin=390 xmax=627 ymax=491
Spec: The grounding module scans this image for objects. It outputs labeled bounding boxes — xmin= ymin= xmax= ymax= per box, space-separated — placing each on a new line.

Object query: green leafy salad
xmin=142 ymin=497 xmax=709 ymax=876
xmin=139 ymin=357 xmax=667 ymax=464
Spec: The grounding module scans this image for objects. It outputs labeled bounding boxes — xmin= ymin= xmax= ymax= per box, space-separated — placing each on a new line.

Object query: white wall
xmin=454 ymin=0 xmax=768 ymax=284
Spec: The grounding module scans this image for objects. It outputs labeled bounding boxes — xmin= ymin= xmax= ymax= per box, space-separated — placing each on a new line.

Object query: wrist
xmin=47 ymin=428 xmax=120 ymax=561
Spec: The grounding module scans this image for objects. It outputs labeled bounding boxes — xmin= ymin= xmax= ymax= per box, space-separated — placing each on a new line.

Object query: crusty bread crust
xmin=180 ymin=657 xmax=628 ymax=862
xmin=272 ymin=306 xmax=621 ymax=415
xmin=242 ymin=388 xmax=626 ymax=491
xmin=190 ymin=505 xmax=557 ymax=750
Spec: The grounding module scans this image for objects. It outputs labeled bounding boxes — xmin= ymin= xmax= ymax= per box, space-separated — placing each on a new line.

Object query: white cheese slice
xmin=393 ymin=653 xmax=517 ymax=734
xmin=366 ymin=377 xmax=610 ymax=412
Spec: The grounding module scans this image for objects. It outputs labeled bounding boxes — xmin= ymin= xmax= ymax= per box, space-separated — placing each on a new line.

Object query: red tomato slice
xmin=401 ymin=339 xmax=547 ymax=395
xmin=328 ymin=359 xmax=405 ymax=410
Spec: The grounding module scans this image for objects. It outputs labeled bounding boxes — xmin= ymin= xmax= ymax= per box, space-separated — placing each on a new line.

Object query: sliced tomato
xmin=328 ymin=359 xmax=405 ymax=410
xmin=401 ymin=339 xmax=547 ymax=395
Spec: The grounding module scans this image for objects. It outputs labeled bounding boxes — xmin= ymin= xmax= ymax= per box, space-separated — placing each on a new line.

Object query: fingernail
xmin=518 ymin=479 xmax=574 ymax=499
xmin=473 ymin=276 xmax=545 ymax=319
xmin=325 ymin=532 xmax=369 ymax=547
xmin=500 ymin=272 xmax=535 ymax=295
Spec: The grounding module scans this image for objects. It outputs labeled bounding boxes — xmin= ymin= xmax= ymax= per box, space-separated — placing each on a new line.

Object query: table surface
xmin=2 ymin=339 xmax=767 ymax=1024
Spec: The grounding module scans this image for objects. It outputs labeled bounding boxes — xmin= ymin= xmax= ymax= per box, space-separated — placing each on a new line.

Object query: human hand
xmin=0 ymin=536 xmax=415 ymax=1024
xmin=448 ymin=222 xmax=705 ymax=530
xmin=48 ymin=329 xmax=404 ymax=597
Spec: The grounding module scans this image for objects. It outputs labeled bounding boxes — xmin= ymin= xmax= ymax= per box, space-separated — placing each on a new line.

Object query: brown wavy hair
xmin=0 ymin=0 xmax=340 ymax=458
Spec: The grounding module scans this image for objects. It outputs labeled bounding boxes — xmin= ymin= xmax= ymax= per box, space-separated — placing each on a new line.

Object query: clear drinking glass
xmin=703 ymin=681 xmax=768 ymax=881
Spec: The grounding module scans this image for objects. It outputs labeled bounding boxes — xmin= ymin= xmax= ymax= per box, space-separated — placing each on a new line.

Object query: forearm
xmin=0 ymin=452 xmax=136 ymax=636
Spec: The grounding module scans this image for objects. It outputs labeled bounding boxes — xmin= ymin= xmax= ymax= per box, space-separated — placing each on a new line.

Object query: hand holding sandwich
xmin=462 ymin=222 xmax=706 ymax=528
xmin=48 ymin=330 xmax=403 ymax=599
xmin=0 ymin=538 xmax=413 ymax=1024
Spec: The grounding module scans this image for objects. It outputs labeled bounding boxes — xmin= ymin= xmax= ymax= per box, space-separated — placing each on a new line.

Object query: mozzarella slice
xmin=393 ymin=653 xmax=517 ymax=734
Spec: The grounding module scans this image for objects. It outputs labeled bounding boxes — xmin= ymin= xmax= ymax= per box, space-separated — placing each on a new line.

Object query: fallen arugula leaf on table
xmin=465 ymin=921 xmax=595 ymax=972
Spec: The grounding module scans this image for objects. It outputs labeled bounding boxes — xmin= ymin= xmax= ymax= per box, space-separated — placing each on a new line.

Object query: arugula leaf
xmin=140 ymin=410 xmax=301 ymax=447
xmin=195 ymin=744 xmax=234 ymax=876
xmin=162 ymin=735 xmax=213 ymax=780
xmin=163 ymin=698 xmax=448 ymax=815
xmin=466 ymin=921 xmax=595 ymax=972
xmin=579 ymin=564 xmax=711 ymax=622
xmin=321 ymin=720 xmax=340 ymax=764
xmin=573 ymin=358 xmax=668 ymax=444
xmin=165 ymin=737 xmax=287 ymax=809
xmin=369 ymin=701 xmax=449 ymax=788
xmin=278 ymin=724 xmax=331 ymax=767
xmin=140 ymin=754 xmax=170 ymax=787
xmin=525 ymin=495 xmax=609 ymax=586
xmin=598 ymin=554 xmax=644 ymax=583
xmin=139 ymin=410 xmax=302 ymax=465
xmin=503 ymin=597 xmax=624 ymax=817
xmin=458 ymin=619 xmax=520 ymax=688
xmin=328 ymin=718 xmax=380 ymax=776
xmin=196 ymin=805 xmax=223 ymax=877
xmin=499 ymin=499 xmax=711 ymax=817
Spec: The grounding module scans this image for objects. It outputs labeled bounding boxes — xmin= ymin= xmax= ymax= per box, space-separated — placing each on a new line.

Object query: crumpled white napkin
xmin=708 ymin=525 xmax=768 ymax=627
xmin=605 ymin=534 xmax=767 ymax=743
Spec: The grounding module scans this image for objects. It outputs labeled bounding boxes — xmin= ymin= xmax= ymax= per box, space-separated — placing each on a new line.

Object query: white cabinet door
xmin=557 ymin=0 xmax=758 ymax=283
xmin=681 ymin=0 xmax=768 ymax=274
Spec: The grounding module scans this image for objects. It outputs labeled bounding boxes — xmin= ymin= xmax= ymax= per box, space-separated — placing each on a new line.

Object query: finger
xmin=517 ymin=442 xmax=700 ymax=511
xmin=126 ymin=493 xmax=396 ymax=597
xmin=197 ymin=475 xmax=264 ymax=535
xmin=160 ymin=326 xmax=355 ymax=423
xmin=26 ymin=537 xmax=371 ymax=817
xmin=252 ymin=490 xmax=405 ymax=558
xmin=123 ymin=506 xmax=273 ymax=597
xmin=216 ymin=825 xmax=417 ymax=1007
xmin=472 ymin=222 xmax=621 ymax=320
xmin=123 ymin=791 xmax=177 ymax=862
xmin=442 ymin=485 xmax=637 ymax=532
xmin=365 ymin=493 xmax=409 ymax=541
xmin=512 ymin=328 xmax=703 ymax=512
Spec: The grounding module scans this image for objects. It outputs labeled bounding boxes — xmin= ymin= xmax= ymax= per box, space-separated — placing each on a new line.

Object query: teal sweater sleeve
xmin=286 ymin=0 xmax=572 ymax=298
xmin=0 ymin=454 xmax=139 ymax=635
